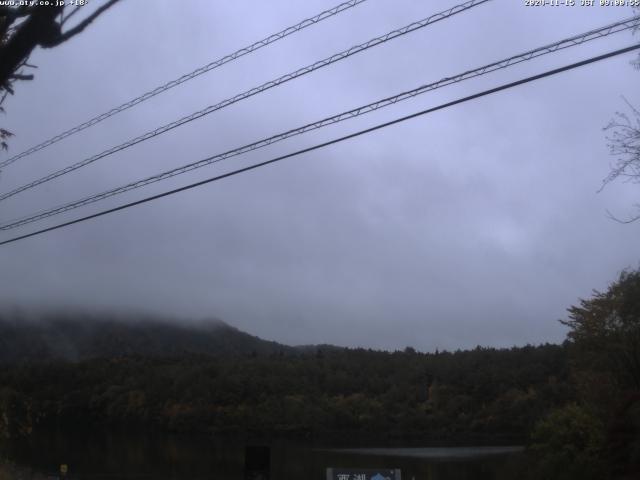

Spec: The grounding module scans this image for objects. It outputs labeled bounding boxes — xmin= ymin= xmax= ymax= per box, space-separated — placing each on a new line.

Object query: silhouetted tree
xmin=561 ymin=268 xmax=640 ymax=395
xmin=559 ymin=267 xmax=640 ymax=478
xmin=0 ymin=1 xmax=122 ymax=149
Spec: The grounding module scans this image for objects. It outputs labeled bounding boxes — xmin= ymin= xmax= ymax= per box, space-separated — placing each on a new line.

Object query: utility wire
xmin=1 ymin=43 xmax=638 ymax=247
xmin=2 ymin=16 xmax=638 ymax=231
xmin=0 ymin=0 xmax=491 ymax=202
xmin=0 ymin=0 xmax=371 ymax=169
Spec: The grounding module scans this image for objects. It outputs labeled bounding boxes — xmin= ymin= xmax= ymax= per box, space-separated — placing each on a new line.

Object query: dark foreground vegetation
xmin=0 ymin=342 xmax=570 ymax=441
xmin=0 ymin=267 xmax=639 ymax=479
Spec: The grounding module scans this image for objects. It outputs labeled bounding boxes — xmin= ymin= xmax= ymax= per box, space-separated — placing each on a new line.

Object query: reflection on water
xmin=1 ymin=430 xmax=526 ymax=480
xmin=330 ymin=446 xmax=524 ymax=458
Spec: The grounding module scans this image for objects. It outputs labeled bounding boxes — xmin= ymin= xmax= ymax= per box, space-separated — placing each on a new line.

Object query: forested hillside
xmin=0 ymin=328 xmax=571 ymax=442
xmin=0 ymin=312 xmax=293 ymax=362
xmin=1 ymin=265 xmax=638 ymax=479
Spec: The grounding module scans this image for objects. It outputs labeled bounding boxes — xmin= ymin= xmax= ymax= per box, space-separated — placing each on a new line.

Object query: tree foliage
xmin=0 ymin=343 xmax=571 ymax=442
xmin=561 ymin=268 xmax=640 ymax=395
xmin=532 ymin=267 xmax=640 ymax=478
xmin=529 ymin=403 xmax=606 ymax=480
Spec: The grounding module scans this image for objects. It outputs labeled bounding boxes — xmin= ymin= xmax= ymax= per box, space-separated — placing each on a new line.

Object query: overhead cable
xmin=0 ymin=0 xmax=491 ymax=202
xmin=0 ymin=0 xmax=371 ymax=169
xmin=2 ymin=16 xmax=638 ymax=231
xmin=1 ymin=43 xmax=638 ymax=247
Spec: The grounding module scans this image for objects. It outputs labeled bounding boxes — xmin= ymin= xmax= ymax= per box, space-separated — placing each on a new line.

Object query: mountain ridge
xmin=0 ymin=310 xmax=297 ymax=362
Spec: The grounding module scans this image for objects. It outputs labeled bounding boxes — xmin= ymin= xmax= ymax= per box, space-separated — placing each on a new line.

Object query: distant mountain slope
xmin=0 ymin=311 xmax=294 ymax=362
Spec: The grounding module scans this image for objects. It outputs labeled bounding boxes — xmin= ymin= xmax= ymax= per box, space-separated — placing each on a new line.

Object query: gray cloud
xmin=0 ymin=0 xmax=638 ymax=351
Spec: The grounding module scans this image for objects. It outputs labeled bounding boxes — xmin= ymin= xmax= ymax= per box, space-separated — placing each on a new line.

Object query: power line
xmin=0 ymin=0 xmax=491 ymax=202
xmin=1 ymin=43 xmax=638 ymax=248
xmin=2 ymin=16 xmax=638 ymax=231
xmin=0 ymin=0 xmax=371 ymax=169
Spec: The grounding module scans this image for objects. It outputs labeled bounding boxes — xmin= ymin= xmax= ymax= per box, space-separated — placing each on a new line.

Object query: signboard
xmin=326 ymin=468 xmax=401 ymax=480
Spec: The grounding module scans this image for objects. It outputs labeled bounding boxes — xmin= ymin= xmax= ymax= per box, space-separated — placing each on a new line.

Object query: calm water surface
xmin=2 ymin=430 xmax=526 ymax=480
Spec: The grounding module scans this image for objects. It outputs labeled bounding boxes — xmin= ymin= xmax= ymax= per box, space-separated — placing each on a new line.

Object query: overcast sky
xmin=0 ymin=0 xmax=638 ymax=351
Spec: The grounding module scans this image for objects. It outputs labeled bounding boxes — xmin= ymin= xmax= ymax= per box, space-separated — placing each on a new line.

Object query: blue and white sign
xmin=326 ymin=468 xmax=401 ymax=480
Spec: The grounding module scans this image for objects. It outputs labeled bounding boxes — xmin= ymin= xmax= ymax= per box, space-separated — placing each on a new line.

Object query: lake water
xmin=1 ymin=430 xmax=526 ymax=480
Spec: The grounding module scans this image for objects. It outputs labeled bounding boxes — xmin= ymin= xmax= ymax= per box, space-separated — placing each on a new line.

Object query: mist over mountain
xmin=0 ymin=309 xmax=295 ymax=362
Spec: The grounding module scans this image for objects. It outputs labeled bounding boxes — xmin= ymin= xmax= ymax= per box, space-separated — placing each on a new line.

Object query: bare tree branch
xmin=605 ymin=208 xmax=640 ymax=224
xmin=42 ymin=0 xmax=121 ymax=47
xmin=600 ymin=12 xmax=640 ymax=222
xmin=0 ymin=6 xmax=36 ymax=20
xmin=0 ymin=1 xmax=122 ymax=150
xmin=0 ymin=5 xmax=63 ymax=87
xmin=60 ymin=5 xmax=83 ymax=27
xmin=601 ymin=98 xmax=640 ymax=192
xmin=9 ymin=73 xmax=33 ymax=81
